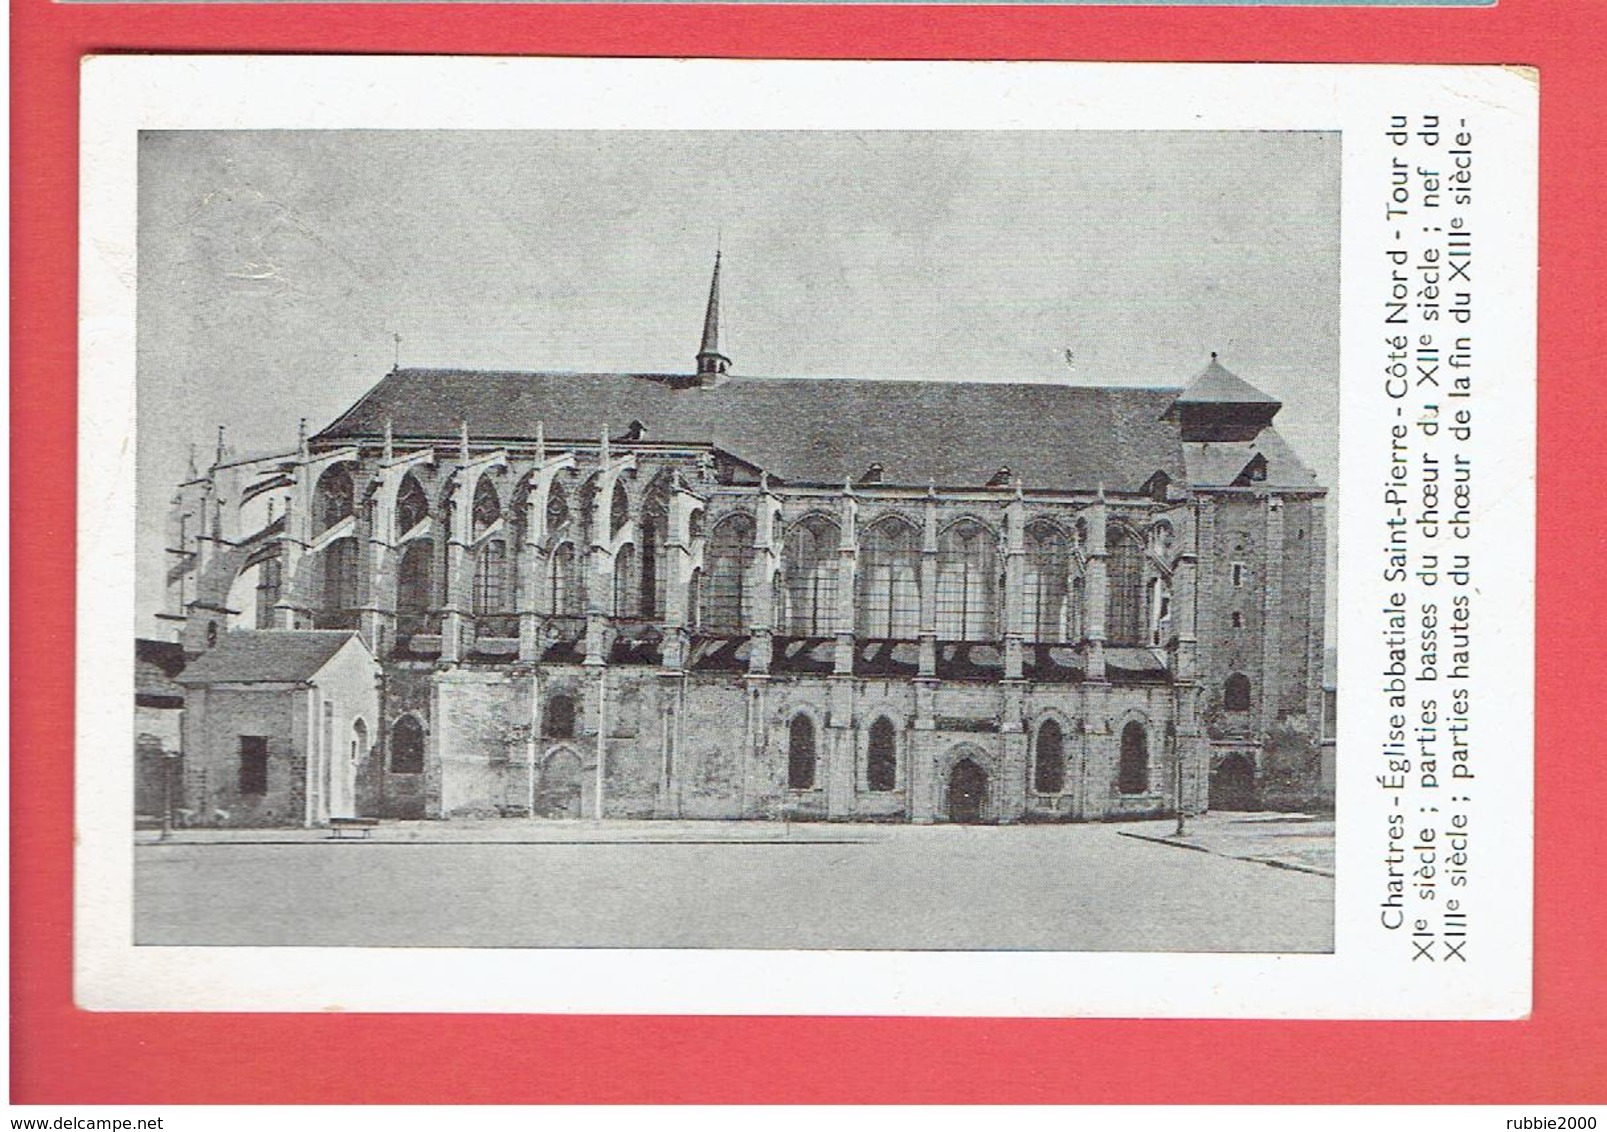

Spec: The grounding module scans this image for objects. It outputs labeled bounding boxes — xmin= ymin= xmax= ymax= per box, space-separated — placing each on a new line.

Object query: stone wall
xmin=181 ymin=685 xmax=308 ymax=827
xmin=414 ymin=663 xmax=1195 ymax=824
xmin=373 ymin=663 xmax=435 ymax=818
xmin=1196 ymin=489 xmax=1328 ymax=810
xmin=134 ymin=706 xmax=183 ymax=818
xmin=308 ymin=638 xmax=383 ymax=823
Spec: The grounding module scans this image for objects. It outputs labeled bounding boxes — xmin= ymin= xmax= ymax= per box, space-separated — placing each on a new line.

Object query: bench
xmin=328 ymin=817 xmax=380 ymax=840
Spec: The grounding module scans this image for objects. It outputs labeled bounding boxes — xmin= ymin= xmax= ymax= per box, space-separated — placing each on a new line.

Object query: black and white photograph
xmin=66 ymin=55 xmax=1540 ymax=1021
xmin=130 ymin=126 xmax=1340 ymax=954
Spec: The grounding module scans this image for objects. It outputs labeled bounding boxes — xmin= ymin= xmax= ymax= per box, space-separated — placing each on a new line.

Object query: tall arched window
xmin=867 ymin=716 xmax=897 ymax=792
xmin=1069 ymin=574 xmax=1086 ymax=642
xmin=473 ymin=539 xmax=508 ymax=616
xmin=785 ymin=515 xmax=840 ymax=636
xmin=395 ymin=474 xmax=429 ymax=539
xmin=1106 ymin=523 xmax=1146 ymax=646
xmin=396 ymin=540 xmax=434 ymax=616
xmin=544 ymin=694 xmax=576 ymax=739
xmin=1034 ymin=719 xmax=1066 ymax=795
xmin=549 ymin=543 xmax=580 ymax=615
xmin=314 ymin=465 xmax=355 ymax=536
xmin=1224 ymin=673 xmax=1253 ymax=712
xmin=639 ymin=505 xmax=667 ymax=619
xmin=471 ymin=478 xmax=501 ymax=541
xmin=688 ymin=569 xmax=703 ymax=630
xmin=613 ymin=544 xmax=638 ymax=618
xmin=610 ymin=481 xmax=630 ymax=538
xmin=788 ymin=714 xmax=817 ymax=790
xmin=1023 ymin=522 xmax=1071 ymax=643
xmin=704 ymin=514 xmax=755 ymax=632
xmin=255 ymin=557 xmax=282 ymax=629
xmin=936 ymin=519 xmax=998 ymax=641
xmin=323 ymin=537 xmax=359 ymax=613
xmin=1118 ymin=721 xmax=1149 ymax=795
xmin=858 ymin=517 xmax=920 ymax=639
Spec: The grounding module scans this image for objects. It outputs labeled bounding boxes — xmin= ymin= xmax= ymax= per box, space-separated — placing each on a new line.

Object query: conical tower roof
xmin=696 ymin=251 xmax=730 ymax=377
xmin=1165 ymin=354 xmax=1281 ymax=416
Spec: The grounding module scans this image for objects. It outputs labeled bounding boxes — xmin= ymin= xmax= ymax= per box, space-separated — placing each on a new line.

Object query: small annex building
xmin=175 ymin=630 xmax=380 ymax=827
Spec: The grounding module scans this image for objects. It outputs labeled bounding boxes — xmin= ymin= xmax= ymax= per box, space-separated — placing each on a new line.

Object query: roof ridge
xmin=380 ymin=366 xmax=1185 ymax=393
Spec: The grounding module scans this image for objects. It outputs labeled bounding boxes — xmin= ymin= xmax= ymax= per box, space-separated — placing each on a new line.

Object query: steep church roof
xmin=315 ymin=369 xmax=1195 ymax=492
xmin=314 ymin=258 xmax=1321 ymax=491
xmin=177 ymin=631 xmax=366 ymax=685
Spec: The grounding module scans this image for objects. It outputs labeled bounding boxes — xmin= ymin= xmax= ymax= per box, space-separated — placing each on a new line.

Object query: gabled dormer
xmin=1231 ymin=452 xmax=1269 ymax=487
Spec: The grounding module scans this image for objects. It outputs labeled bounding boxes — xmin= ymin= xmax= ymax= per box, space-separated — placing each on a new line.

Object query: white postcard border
xmin=78 ymin=56 xmax=1536 ymax=1018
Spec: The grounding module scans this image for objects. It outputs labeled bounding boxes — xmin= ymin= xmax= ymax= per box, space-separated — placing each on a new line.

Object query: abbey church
xmin=158 ymin=256 xmax=1331 ymax=828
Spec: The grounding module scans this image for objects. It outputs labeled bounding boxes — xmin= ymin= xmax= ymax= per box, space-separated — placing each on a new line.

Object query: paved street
xmin=1120 ymin=812 xmax=1336 ymax=877
xmin=134 ymin=819 xmax=1333 ymax=952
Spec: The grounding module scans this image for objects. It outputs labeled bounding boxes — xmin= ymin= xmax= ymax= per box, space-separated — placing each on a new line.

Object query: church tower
xmin=1163 ymin=352 xmax=1283 ymax=442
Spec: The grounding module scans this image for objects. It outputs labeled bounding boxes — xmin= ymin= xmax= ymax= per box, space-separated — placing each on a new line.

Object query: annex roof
xmin=176 ymin=631 xmax=364 ymax=685
xmin=316 ymin=368 xmax=1194 ymax=492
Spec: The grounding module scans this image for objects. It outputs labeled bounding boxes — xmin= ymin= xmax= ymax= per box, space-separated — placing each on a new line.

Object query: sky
xmin=136 ymin=129 xmax=1340 ymax=636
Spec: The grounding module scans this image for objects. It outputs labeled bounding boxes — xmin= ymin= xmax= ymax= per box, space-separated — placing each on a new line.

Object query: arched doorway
xmin=537 ymin=748 xmax=584 ymax=818
xmin=386 ymin=714 xmax=427 ymax=819
xmin=1211 ymin=753 xmax=1257 ymax=811
xmin=946 ymin=758 xmax=990 ymax=824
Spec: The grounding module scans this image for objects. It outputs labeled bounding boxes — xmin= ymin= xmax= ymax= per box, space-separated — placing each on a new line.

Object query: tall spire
xmin=695 ymin=249 xmax=730 ymax=379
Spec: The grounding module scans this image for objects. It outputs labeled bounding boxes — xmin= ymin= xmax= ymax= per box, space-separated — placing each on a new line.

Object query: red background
xmin=12 ymin=0 xmax=1602 ymax=1104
